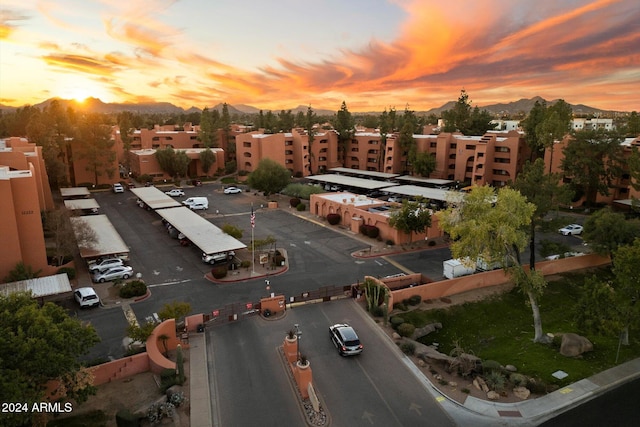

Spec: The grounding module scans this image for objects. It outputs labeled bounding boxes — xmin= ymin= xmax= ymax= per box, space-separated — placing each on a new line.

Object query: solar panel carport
xmin=156 ymin=207 xmax=246 ymax=255
xmin=130 ymin=187 xmax=182 ymax=210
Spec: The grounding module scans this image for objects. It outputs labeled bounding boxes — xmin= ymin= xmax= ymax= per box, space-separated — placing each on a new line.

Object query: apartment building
xmin=0 ymin=138 xmax=55 ymax=280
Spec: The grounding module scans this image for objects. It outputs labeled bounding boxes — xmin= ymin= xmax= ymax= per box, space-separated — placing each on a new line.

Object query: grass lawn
xmin=398 ymin=269 xmax=640 ymax=389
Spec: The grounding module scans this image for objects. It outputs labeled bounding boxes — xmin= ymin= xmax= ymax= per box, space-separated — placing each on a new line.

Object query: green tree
xmin=76 ymin=113 xmax=116 ymax=185
xmin=247 ymin=158 xmax=291 ymax=195
xmin=521 ymin=100 xmax=548 ymax=159
xmin=277 ymin=109 xmax=294 ymax=132
xmin=199 ymin=148 xmax=216 ymax=176
xmin=198 ymin=107 xmax=219 ymax=148
xmin=158 ymin=301 xmax=192 ymax=323
xmin=155 ymin=147 xmax=191 ymax=179
xmin=333 ymin=101 xmax=354 ymax=163
xmin=561 ymin=129 xmax=625 ymax=208
xmin=388 ymin=200 xmax=432 ymax=244
xmin=398 ymin=106 xmax=417 ymax=173
xmin=583 ymin=207 xmax=640 ymax=260
xmin=126 ymin=321 xmax=156 ymax=345
xmin=221 ymin=223 xmax=243 ymax=239
xmin=575 ymin=277 xmax=621 ymax=335
xmin=221 ymin=103 xmax=231 ymax=148
xmin=376 ymin=108 xmax=394 ymax=170
xmin=513 ymin=158 xmax=573 ymax=268
xmin=305 ymin=106 xmax=317 ymax=173
xmin=412 ymin=151 xmax=437 ymax=177
xmin=0 ymin=292 xmax=100 ymax=427
xmin=3 ymin=262 xmax=41 ymax=282
xmin=437 ymin=186 xmax=551 ymax=343
xmin=612 ymin=238 xmax=640 ymax=344
xmin=626 ymin=111 xmax=640 ymax=136
xmin=117 ymin=111 xmax=135 ymax=175
xmin=466 ymin=106 xmax=495 ymax=136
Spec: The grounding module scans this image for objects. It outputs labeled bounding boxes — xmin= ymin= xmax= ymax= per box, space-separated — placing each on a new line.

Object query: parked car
xmin=189 ymin=203 xmax=207 ymax=211
xmin=191 ymin=179 xmax=202 ymax=187
xmin=88 ymin=257 xmax=124 ymax=273
xmin=92 ymin=265 xmax=134 ymax=283
xmin=202 ymin=251 xmax=235 ymax=264
xmin=165 ymin=188 xmax=185 ymax=197
xmin=74 ymin=287 xmax=100 ymax=308
xmin=112 ymin=183 xmax=125 ymax=193
xmin=329 ymin=323 xmax=363 ymax=356
xmin=223 ymin=186 xmax=243 ymax=194
xmin=558 ymin=224 xmax=583 ymax=236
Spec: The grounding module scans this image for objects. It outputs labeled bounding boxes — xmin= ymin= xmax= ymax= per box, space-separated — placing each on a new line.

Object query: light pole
xmin=265 ymin=279 xmax=271 ymax=297
xmin=294 ymin=323 xmax=301 ymax=361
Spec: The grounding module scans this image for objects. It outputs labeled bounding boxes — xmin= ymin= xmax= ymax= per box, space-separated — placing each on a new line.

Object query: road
xmin=207 ymin=298 xmax=456 ymax=427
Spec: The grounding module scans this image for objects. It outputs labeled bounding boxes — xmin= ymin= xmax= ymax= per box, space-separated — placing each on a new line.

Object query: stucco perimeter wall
xmin=91 ymin=353 xmax=151 ymax=386
xmin=146 ymin=319 xmax=179 ymax=374
xmin=385 ymin=254 xmax=611 ymax=307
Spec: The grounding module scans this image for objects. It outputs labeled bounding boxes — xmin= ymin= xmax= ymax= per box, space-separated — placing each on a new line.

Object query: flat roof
xmin=60 ymin=187 xmax=90 ymax=198
xmin=156 ymin=207 xmax=247 ymax=254
xmin=64 ymin=198 xmax=100 ymax=210
xmin=130 ymin=187 xmax=182 ymax=210
xmin=395 ymin=176 xmax=455 ymax=186
xmin=383 ymin=185 xmax=462 ymax=202
xmin=0 ymin=273 xmax=72 ymax=298
xmin=328 ymin=167 xmax=399 ymax=180
xmin=315 ymin=192 xmax=386 ymax=207
xmin=307 ymin=174 xmax=398 ymax=190
xmin=71 ymin=215 xmax=130 ymax=258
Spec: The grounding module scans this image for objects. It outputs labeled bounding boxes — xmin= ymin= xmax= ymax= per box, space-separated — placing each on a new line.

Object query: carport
xmin=70 ymin=215 xmax=130 ymax=260
xmin=306 ymin=174 xmax=397 ymax=193
xmin=0 ymin=273 xmax=73 ymax=303
xmin=155 ymin=207 xmax=246 ymax=256
xmin=64 ymin=198 xmax=100 ymax=215
xmin=130 ymin=187 xmax=182 ymax=210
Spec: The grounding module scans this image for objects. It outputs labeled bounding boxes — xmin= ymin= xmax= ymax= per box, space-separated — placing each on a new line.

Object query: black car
xmin=329 ymin=323 xmax=363 ymax=356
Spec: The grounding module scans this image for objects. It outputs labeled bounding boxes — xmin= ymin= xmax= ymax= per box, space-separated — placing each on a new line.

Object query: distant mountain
xmin=0 ymin=96 xmax=619 ymax=117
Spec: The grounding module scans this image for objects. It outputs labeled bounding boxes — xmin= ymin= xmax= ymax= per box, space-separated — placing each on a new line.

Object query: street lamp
xmin=294 ymin=323 xmax=302 ymax=361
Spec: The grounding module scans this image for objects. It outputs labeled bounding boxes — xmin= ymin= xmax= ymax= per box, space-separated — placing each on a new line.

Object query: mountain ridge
xmin=0 ymin=96 xmax=622 ymax=116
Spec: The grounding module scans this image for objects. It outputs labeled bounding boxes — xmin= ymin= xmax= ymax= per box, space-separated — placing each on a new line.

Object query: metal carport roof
xmin=0 ymin=273 xmax=72 ymax=299
xmin=328 ymin=167 xmax=399 ymax=180
xmin=70 ymin=215 xmax=130 ymax=259
xmin=130 ymin=187 xmax=182 ymax=210
xmin=64 ymin=198 xmax=100 ymax=210
xmin=307 ymin=174 xmax=398 ymax=190
xmin=383 ymin=185 xmax=461 ymax=202
xmin=156 ymin=207 xmax=247 ymax=255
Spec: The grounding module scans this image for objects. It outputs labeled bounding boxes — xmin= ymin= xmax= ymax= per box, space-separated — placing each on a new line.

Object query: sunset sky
xmin=1 ymin=0 xmax=638 ymax=112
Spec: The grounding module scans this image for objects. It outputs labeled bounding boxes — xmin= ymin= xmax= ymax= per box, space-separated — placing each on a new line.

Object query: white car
xmin=189 ymin=203 xmax=207 ymax=210
xmin=92 ymin=265 xmax=134 ymax=283
xmin=88 ymin=257 xmax=124 ymax=273
xmin=165 ymin=188 xmax=185 ymax=197
xmin=74 ymin=287 xmax=100 ymax=308
xmin=559 ymin=224 xmax=583 ymax=236
xmin=224 ymin=186 xmax=242 ymax=194
xmin=112 ymin=183 xmax=125 ymax=193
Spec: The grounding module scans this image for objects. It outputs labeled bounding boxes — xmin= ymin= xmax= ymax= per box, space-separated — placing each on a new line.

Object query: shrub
xmin=484 ymin=370 xmax=506 ymax=392
xmin=481 ymin=359 xmax=502 ymax=374
xmin=371 ymin=305 xmax=384 ymax=317
xmin=289 ymin=197 xmax=301 ymax=207
xmin=57 ymin=266 xmax=76 ymax=280
xmin=296 ymin=203 xmax=306 ymax=211
xmin=397 ymin=322 xmax=416 ymax=337
xmin=510 ymin=373 xmax=528 ymax=387
xmin=390 ymin=316 xmax=405 ymax=329
xmin=160 ymin=368 xmax=178 ymax=393
xmin=119 ymin=280 xmax=147 ymax=298
xmin=393 ymin=302 xmax=407 ymax=311
xmin=237 ymin=169 xmax=249 ymax=176
xmin=527 ymin=377 xmax=550 ymax=394
xmin=400 ymin=342 xmax=416 ymax=355
xmin=211 ymin=266 xmax=227 ymax=279
xmin=461 ymin=387 xmax=470 ymax=394
xmin=273 ymin=254 xmax=286 ymax=266
xmin=367 ymin=225 xmax=379 ymax=238
xmin=225 ymin=161 xmax=237 ymax=174
xmin=326 ymin=213 xmax=341 ymax=225
xmin=240 ymin=260 xmax=251 ymax=268
xmin=408 ymin=295 xmax=422 ymax=306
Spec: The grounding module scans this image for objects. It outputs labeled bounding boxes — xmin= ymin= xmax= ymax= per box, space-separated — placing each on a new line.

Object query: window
xmin=450 ymin=143 xmax=457 ymax=149
xmin=243 ymin=152 xmax=252 ymax=157
xmin=430 ymin=142 xmax=437 ymax=148
xmin=243 ymin=142 xmax=251 ymax=148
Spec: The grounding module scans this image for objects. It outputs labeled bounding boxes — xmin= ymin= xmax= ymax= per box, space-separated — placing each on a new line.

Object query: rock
xmin=473 ymin=378 xmax=482 ymax=391
xmin=411 ymin=322 xmax=443 ymax=340
xmin=417 ymin=359 xmax=426 ymax=367
xmin=513 ymin=387 xmax=530 ymax=400
xmin=505 ymin=364 xmax=517 ymax=372
xmin=559 ymin=333 xmax=593 ymax=357
xmin=392 ymin=332 xmax=401 ymax=340
xmin=474 ymin=376 xmax=489 ymax=393
xmin=449 ymin=382 xmax=457 ymax=388
xmin=487 ymin=391 xmax=500 ymax=400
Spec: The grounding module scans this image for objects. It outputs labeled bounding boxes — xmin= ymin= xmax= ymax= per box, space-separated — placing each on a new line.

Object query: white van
xmin=182 ymin=197 xmax=208 ymax=210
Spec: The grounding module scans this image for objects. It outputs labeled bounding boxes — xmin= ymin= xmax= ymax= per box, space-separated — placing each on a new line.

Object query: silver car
xmin=92 ymin=265 xmax=134 ymax=283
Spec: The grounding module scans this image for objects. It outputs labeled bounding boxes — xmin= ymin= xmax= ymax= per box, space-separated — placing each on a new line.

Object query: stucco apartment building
xmin=0 ymin=138 xmax=55 ymax=280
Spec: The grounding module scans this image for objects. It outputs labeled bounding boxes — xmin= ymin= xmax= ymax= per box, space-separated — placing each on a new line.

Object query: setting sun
xmin=55 ymin=77 xmax=111 ymax=103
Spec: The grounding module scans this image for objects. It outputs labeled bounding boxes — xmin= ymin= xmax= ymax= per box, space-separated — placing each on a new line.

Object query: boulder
xmin=411 ymin=322 xmax=442 ymax=340
xmin=559 ymin=333 xmax=593 ymax=357
xmin=473 ymin=376 xmax=490 ymax=393
xmin=513 ymin=386 xmax=531 ymax=400
xmin=487 ymin=391 xmax=500 ymax=400
xmin=505 ymin=364 xmax=517 ymax=372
